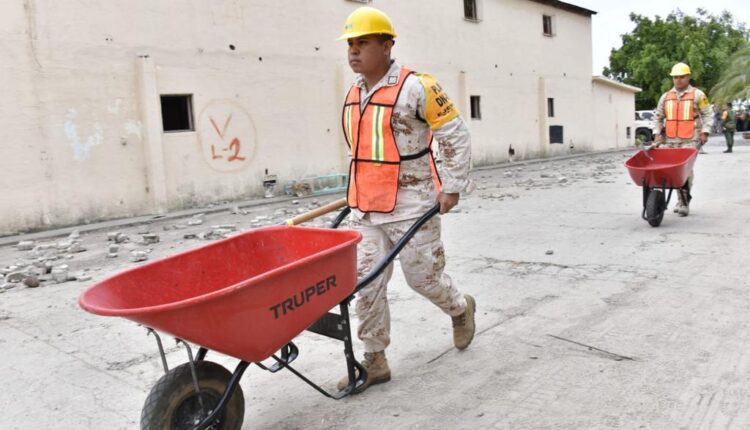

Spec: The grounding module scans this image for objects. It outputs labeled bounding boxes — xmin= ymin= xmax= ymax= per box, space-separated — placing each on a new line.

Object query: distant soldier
xmin=653 ymin=62 xmax=713 ymax=217
xmin=721 ymin=103 xmax=736 ymax=153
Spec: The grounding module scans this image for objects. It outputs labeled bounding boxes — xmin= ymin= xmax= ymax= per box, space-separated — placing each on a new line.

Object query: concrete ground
xmin=1 ymin=135 xmax=748 ymax=429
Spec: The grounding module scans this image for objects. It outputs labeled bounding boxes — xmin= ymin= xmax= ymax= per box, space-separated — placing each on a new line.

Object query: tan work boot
xmin=452 ymin=294 xmax=476 ymax=350
xmin=337 ymin=351 xmax=391 ymax=393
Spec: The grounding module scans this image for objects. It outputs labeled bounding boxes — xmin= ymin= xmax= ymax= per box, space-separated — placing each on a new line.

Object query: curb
xmin=0 ymin=147 xmax=635 ymax=246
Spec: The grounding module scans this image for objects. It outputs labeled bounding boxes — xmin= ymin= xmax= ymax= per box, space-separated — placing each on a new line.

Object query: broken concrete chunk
xmin=75 ymin=273 xmax=92 ymax=282
xmin=56 ymin=240 xmax=72 ymax=250
xmin=108 ymin=244 xmax=119 ymax=253
xmin=210 ymin=229 xmax=234 ymax=238
xmin=67 ymin=241 xmax=86 ymax=253
xmin=557 ymin=177 xmax=568 ymax=184
xmin=141 ymin=234 xmax=160 ymax=245
xmin=130 ymin=251 xmax=148 ymax=262
xmin=108 ymin=232 xmax=130 ymax=243
xmin=187 ymin=218 xmax=204 ymax=226
xmin=17 ymin=241 xmax=35 ymax=251
xmin=210 ymin=225 xmax=237 ymax=231
xmin=51 ymin=265 xmax=70 ymax=283
xmin=5 ymin=272 xmax=26 ymax=283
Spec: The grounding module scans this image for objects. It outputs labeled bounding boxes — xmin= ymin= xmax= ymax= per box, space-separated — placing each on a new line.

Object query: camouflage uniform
xmin=347 ymin=61 xmax=473 ymax=353
xmin=653 ymin=85 xmax=713 ymax=193
xmin=721 ymin=107 xmax=736 ymax=152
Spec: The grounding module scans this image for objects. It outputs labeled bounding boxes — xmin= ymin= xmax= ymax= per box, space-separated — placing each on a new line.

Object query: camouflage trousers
xmin=351 ymin=215 xmax=467 ymax=353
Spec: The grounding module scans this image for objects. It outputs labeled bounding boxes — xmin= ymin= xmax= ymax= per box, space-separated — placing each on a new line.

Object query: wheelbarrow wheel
xmin=645 ymin=189 xmax=665 ymax=227
xmin=140 ymin=361 xmax=244 ymax=430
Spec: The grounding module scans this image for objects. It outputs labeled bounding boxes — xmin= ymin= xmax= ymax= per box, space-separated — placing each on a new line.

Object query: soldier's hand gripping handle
xmin=437 ymin=192 xmax=460 ymax=214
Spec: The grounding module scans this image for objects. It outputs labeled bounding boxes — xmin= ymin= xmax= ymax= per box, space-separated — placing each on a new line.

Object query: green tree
xmin=710 ymin=46 xmax=750 ymax=104
xmin=604 ymin=9 xmax=749 ymax=110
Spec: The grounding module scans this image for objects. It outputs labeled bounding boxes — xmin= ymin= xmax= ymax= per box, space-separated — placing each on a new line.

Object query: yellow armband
xmin=416 ymin=73 xmax=460 ymax=130
xmin=697 ymin=92 xmax=710 ymax=110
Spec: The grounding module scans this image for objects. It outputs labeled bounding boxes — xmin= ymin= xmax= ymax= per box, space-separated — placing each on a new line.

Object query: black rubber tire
xmin=140 ymin=361 xmax=244 ymax=430
xmin=645 ymin=189 xmax=665 ymax=227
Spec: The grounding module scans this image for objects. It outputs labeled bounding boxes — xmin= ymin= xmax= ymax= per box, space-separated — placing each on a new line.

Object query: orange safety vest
xmin=342 ymin=68 xmax=441 ymax=213
xmin=664 ymin=88 xmax=695 ymax=139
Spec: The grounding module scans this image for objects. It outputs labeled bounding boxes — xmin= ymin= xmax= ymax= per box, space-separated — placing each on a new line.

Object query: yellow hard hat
xmin=338 ymin=6 xmax=397 ymax=41
xmin=670 ymin=62 xmax=691 ymax=76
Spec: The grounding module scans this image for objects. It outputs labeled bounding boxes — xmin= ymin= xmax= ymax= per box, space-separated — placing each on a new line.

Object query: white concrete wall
xmin=592 ymin=80 xmax=638 ymax=149
xmin=0 ymin=0 xmax=600 ymax=234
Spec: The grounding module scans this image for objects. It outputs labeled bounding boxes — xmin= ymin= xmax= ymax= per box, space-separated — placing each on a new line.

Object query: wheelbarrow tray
xmin=625 ymin=147 xmax=698 ymax=188
xmin=79 ymin=226 xmax=361 ymax=362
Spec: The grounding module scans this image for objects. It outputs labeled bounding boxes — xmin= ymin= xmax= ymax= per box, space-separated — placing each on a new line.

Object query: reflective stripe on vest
xmin=342 ymin=68 xmax=441 ymax=213
xmin=664 ymin=88 xmax=695 ymax=139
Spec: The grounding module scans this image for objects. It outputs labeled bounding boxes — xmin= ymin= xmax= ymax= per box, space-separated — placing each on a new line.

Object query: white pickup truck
xmin=635 ymin=110 xmax=658 ymax=144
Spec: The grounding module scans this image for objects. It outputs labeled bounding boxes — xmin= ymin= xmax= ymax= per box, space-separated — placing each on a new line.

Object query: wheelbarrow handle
xmin=285 ymin=198 xmax=348 ymax=226
xmin=641 ymin=143 xmax=654 ymax=161
xmin=353 ymin=204 xmax=441 ymax=294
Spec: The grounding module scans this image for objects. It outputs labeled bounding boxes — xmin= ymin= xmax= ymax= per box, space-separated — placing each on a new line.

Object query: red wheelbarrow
xmin=79 ymin=204 xmax=439 ymax=429
xmin=624 ymin=147 xmax=698 ymax=226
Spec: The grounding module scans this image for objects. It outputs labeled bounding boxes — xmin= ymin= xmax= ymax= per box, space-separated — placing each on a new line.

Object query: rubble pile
xmin=1 ymin=230 xmax=93 ymax=292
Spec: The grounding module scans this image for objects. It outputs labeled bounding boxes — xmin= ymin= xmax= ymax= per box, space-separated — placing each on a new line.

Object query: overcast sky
xmin=571 ymin=0 xmax=750 ymax=75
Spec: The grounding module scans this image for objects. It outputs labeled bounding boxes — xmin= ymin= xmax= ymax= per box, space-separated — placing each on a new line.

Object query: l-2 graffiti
xmin=208 ymin=114 xmax=245 ymax=161
xmin=198 ymin=100 xmax=256 ymax=172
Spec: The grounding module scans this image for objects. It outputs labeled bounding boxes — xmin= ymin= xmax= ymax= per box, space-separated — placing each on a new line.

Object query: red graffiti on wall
xmin=208 ymin=114 xmax=245 ymax=162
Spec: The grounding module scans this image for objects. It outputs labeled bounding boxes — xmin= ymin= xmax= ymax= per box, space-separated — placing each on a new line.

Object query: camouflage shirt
xmin=347 ymin=61 xmax=473 ymax=224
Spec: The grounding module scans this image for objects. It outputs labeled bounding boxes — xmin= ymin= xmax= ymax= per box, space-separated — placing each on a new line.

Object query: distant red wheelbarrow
xmin=624 ymin=146 xmax=698 ymax=227
xmin=79 ymin=201 xmax=440 ymax=429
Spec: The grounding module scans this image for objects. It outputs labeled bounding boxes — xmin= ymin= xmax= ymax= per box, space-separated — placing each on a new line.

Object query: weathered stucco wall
xmin=1 ymin=0 xmax=629 ymax=235
xmin=592 ymin=78 xmax=639 ymax=149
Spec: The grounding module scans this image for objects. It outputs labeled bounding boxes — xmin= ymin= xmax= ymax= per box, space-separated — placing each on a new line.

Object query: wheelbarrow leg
xmin=299 ymin=300 xmax=367 ymax=398
xmin=641 ymin=180 xmax=650 ymax=221
xmin=146 ymin=328 xmax=170 ymax=374
xmin=340 ymin=300 xmax=368 ymax=395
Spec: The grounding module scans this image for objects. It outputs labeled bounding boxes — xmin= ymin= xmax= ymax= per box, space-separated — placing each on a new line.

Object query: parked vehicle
xmin=635 ymin=110 xmax=657 ymax=144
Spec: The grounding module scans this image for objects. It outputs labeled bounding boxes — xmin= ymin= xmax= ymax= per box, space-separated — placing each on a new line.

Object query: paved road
xmin=1 ymin=136 xmax=748 ymax=429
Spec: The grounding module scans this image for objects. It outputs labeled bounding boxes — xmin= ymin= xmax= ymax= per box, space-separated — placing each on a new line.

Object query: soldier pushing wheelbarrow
xmin=80 ymin=6 xmax=477 ymax=429
xmin=336 ymin=6 xmax=477 ymax=393
xmin=649 ymin=62 xmax=714 ymax=217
